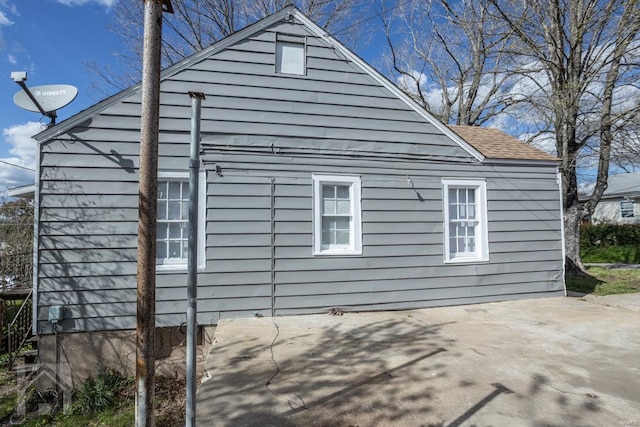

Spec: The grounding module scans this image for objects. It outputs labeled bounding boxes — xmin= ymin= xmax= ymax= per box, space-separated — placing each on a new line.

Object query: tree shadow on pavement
xmin=198 ymin=310 xmax=617 ymax=427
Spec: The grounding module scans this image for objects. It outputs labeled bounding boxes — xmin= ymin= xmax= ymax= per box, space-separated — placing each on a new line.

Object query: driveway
xmin=197 ymin=297 xmax=640 ymax=426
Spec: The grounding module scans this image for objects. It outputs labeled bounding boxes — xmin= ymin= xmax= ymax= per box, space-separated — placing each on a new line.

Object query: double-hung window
xmin=442 ymin=179 xmax=489 ymax=263
xmin=312 ymin=174 xmax=362 ymax=255
xmin=156 ymin=171 xmax=206 ymax=271
xmin=620 ymin=200 xmax=635 ymax=219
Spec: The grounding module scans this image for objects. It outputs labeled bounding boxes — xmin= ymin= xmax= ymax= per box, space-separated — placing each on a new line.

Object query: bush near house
xmin=581 ymin=224 xmax=640 ymax=264
xmin=0 ymin=367 xmax=185 ymax=427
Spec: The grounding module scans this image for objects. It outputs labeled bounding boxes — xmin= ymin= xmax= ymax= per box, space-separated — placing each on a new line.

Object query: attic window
xmin=275 ymin=34 xmax=306 ymax=75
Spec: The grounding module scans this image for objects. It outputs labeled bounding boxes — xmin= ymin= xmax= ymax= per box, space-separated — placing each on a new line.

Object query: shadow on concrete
xmin=281 ymin=347 xmax=447 ymax=417
xmin=196 ymin=302 xmax=625 ymax=427
xmin=446 ymin=383 xmax=512 ymax=427
xmin=198 ymin=316 xmax=470 ymax=426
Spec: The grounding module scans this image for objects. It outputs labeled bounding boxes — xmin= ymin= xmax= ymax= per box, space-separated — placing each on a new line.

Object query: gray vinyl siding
xmin=205 ymin=159 xmax=563 ymax=318
xmin=35 ymin=17 xmax=563 ymax=333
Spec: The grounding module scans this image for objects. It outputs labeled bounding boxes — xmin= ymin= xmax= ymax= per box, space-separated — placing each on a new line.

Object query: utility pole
xmin=136 ymin=1 xmax=173 ymax=426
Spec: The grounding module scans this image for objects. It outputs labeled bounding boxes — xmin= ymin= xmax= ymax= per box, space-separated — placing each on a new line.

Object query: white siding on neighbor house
xmin=35 ymin=17 xmax=564 ymax=333
xmin=592 ymin=198 xmax=639 ymax=224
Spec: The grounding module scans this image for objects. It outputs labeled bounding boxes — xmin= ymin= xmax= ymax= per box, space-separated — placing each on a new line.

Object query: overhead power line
xmin=0 ymin=160 xmax=35 ymax=172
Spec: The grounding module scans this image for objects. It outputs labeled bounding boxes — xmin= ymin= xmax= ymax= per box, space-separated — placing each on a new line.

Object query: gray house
xmin=31 ymin=7 xmax=564 ymax=370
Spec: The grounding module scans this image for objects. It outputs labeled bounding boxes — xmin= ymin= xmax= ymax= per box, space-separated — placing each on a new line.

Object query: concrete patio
xmin=196 ymin=296 xmax=640 ymax=426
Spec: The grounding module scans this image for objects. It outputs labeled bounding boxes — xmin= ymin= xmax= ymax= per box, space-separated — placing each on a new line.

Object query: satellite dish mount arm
xmin=15 ymin=81 xmax=57 ymax=126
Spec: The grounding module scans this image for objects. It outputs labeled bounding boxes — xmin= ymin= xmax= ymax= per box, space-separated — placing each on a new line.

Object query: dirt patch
xmin=155 ymin=376 xmax=186 ymax=426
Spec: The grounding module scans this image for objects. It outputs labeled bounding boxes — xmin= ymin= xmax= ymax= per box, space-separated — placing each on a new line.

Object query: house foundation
xmin=36 ymin=326 xmax=214 ymax=391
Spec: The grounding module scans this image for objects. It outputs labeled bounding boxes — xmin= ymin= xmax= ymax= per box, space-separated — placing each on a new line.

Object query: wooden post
xmin=136 ymin=1 xmax=172 ymax=426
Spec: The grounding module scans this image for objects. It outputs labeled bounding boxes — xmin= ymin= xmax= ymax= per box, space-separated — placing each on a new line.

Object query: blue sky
xmin=0 ymin=0 xmax=122 ymax=193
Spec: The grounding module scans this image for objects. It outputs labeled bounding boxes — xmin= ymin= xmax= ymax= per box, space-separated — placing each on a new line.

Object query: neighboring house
xmin=29 ymin=7 xmax=564 ymax=376
xmin=583 ymin=173 xmax=640 ymax=224
xmin=6 ymin=184 xmax=36 ymax=199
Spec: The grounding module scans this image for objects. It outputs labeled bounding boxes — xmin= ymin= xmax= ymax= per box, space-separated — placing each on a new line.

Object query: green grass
xmin=0 ymin=368 xmax=137 ymax=427
xmin=0 ymin=371 xmax=183 ymax=426
xmin=24 ymin=405 xmax=135 ymax=427
xmin=0 ymin=393 xmax=17 ymax=424
xmin=566 ymin=266 xmax=640 ymax=296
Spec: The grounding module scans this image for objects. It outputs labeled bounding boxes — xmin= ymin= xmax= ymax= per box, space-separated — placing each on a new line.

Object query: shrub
xmin=581 ymin=224 xmax=640 ymax=248
xmin=73 ymin=368 xmax=131 ymax=416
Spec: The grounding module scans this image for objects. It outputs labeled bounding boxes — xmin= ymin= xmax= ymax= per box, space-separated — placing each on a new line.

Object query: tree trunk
xmin=563 ymin=201 xmax=588 ymax=276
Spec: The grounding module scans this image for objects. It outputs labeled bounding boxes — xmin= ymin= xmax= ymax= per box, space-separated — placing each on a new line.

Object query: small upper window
xmin=621 ymin=200 xmax=635 ymax=218
xmin=276 ymin=34 xmax=305 ymax=75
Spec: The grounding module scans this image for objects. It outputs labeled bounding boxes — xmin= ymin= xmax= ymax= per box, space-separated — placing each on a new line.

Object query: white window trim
xmin=156 ymin=170 xmax=207 ymax=272
xmin=312 ymin=174 xmax=362 ymax=256
xmin=620 ymin=200 xmax=635 ymax=219
xmin=275 ymin=33 xmax=307 ymax=76
xmin=442 ymin=178 xmax=489 ymax=264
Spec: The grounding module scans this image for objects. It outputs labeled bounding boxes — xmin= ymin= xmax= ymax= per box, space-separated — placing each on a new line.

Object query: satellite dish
xmin=13 ymin=84 xmax=78 ymax=113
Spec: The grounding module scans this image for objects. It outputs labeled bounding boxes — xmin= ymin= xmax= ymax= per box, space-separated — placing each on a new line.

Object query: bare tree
xmin=0 ymin=198 xmax=34 ymax=291
xmin=381 ymin=0 xmax=640 ymax=272
xmin=488 ymin=0 xmax=640 ymax=273
xmin=90 ymin=0 xmax=367 ymax=96
xmin=380 ymin=0 xmax=518 ymax=126
xmin=608 ymin=116 xmax=640 ymax=172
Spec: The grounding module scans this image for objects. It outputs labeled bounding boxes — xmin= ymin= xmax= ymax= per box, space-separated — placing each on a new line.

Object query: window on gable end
xmin=275 ymin=33 xmax=306 ymax=75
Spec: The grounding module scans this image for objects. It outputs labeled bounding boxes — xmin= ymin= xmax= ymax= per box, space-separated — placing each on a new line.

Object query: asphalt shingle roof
xmin=448 ymin=125 xmax=558 ymax=162
xmin=595 ymin=172 xmax=640 ymax=198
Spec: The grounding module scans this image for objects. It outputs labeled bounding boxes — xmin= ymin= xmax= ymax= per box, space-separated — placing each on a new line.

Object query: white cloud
xmin=0 ymin=2 xmax=15 ymax=53
xmin=0 ymin=10 xmax=12 ymax=26
xmin=1 ymin=122 xmax=42 ymax=191
xmin=524 ymin=132 xmax=557 ymax=156
xmin=0 ymin=2 xmax=18 ymax=16
xmin=7 ymin=53 xmax=15 ymax=64
xmin=396 ymin=70 xmax=427 ymax=93
xmin=55 ymin=0 xmax=116 ymax=7
xmin=396 ymin=70 xmax=454 ymax=115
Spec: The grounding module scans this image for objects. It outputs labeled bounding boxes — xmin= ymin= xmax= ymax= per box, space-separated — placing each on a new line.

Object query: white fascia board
xmin=35 ymin=7 xmax=297 ymax=144
xmin=291 ymin=10 xmax=485 ymax=164
xmin=7 ymin=184 xmax=36 ymax=199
